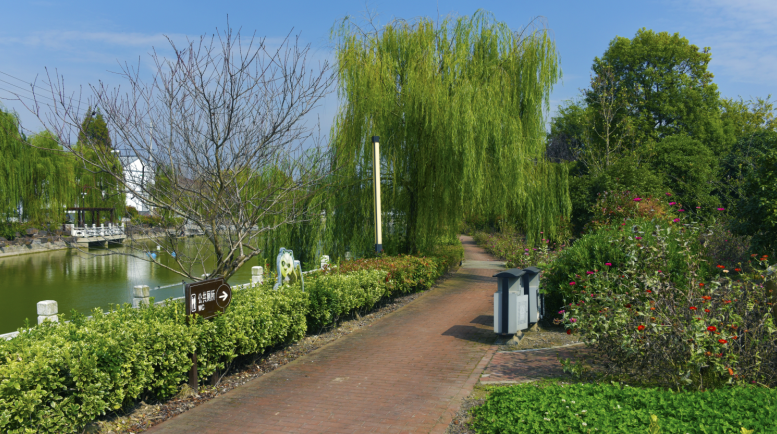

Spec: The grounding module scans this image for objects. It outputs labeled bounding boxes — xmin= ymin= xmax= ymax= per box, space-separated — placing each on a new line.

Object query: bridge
xmin=64 ymin=223 xmax=126 ymax=247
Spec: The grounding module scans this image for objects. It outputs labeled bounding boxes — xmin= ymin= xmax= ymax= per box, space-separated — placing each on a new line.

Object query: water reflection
xmin=0 ymin=242 xmax=254 ymax=334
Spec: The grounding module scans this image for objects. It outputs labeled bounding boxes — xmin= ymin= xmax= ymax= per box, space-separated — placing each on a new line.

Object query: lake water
xmin=0 ymin=244 xmax=256 ymax=334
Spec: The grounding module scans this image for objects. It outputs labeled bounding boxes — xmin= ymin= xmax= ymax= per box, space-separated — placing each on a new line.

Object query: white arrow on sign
xmin=219 ymin=291 xmax=228 ymax=301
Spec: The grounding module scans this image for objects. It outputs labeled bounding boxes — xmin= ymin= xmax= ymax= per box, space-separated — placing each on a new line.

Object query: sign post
xmin=372 ymin=135 xmax=383 ymax=254
xmin=185 ymin=277 xmax=233 ymax=391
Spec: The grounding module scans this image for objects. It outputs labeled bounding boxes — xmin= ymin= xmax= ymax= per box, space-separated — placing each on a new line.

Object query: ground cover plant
xmin=0 ymin=248 xmax=459 ymax=433
xmin=471 ymin=381 xmax=774 ymax=433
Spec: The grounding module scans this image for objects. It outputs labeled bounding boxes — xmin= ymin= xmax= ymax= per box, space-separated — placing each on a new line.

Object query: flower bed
xmin=0 ymin=247 xmax=460 ymax=433
xmin=471 ymin=381 xmax=775 ymax=433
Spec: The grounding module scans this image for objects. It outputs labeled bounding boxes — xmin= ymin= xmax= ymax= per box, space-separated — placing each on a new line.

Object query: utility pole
xmin=372 ymin=136 xmax=383 ymax=254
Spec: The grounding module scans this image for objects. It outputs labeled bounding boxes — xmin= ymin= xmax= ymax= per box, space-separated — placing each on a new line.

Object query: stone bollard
xmin=133 ymin=285 xmax=150 ymax=308
xmin=252 ymin=266 xmax=264 ymax=285
xmin=320 ymin=255 xmax=330 ymax=269
xmin=345 ymin=251 xmax=352 ymax=261
xmin=37 ymin=300 xmax=59 ymax=324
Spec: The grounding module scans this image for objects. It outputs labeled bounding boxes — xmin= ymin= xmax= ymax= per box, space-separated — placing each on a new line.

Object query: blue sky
xmin=1 ymin=0 xmax=776 ymax=137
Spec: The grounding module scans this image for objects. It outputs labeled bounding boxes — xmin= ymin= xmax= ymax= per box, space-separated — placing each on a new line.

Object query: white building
xmin=121 ymin=155 xmax=153 ymax=215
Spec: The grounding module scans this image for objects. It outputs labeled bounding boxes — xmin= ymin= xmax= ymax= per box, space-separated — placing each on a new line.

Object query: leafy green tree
xmin=78 ymin=107 xmax=112 ymax=150
xmin=650 ymin=135 xmax=719 ymax=219
xmin=718 ymin=131 xmax=777 ymax=214
xmin=720 ymin=96 xmax=777 ymax=142
xmin=74 ymin=109 xmax=123 ymax=223
xmin=590 ymin=28 xmax=726 ymax=155
xmin=730 ymin=133 xmax=777 ymax=256
xmin=330 ymin=11 xmax=569 ymax=253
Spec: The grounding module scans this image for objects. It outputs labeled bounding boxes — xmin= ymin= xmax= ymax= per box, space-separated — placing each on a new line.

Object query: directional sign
xmin=185 ymin=278 xmax=232 ymax=319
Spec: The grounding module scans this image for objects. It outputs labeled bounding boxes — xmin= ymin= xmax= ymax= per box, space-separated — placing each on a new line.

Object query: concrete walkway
xmin=147 ymin=236 xmax=499 ymax=434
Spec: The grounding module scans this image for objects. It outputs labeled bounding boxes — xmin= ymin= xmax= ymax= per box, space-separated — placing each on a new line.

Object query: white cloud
xmin=679 ymin=0 xmax=777 ymax=86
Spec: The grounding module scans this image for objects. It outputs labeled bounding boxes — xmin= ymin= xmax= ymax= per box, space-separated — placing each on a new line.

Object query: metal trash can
xmin=493 ymin=269 xmax=528 ymax=334
xmin=522 ymin=266 xmax=543 ymax=325
xmin=493 ymin=267 xmax=543 ymax=335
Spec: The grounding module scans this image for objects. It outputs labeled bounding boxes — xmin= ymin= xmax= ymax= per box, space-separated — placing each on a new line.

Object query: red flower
xmin=625 ymin=304 xmax=632 ymax=308
xmin=724 ymin=300 xmax=732 ymax=304
xmin=566 ymin=329 xmax=572 ymax=335
xmin=689 ymin=306 xmax=698 ymax=310
xmin=637 ymin=325 xmax=646 ymax=331
xmin=719 ymin=339 xmax=728 ymax=344
xmin=702 ymin=296 xmax=712 ymax=301
xmin=734 ymin=268 xmax=741 ymax=272
xmin=707 ymin=326 xmax=717 ymax=332
xmin=716 ymin=265 xmax=724 ymax=269
xmin=646 ymin=290 xmax=653 ymax=293
xmin=704 ymin=309 xmax=711 ymax=313
xmin=699 ymin=283 xmax=705 ymax=287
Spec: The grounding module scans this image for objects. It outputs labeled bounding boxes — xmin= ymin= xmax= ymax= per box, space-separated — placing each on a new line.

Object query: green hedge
xmin=0 ymin=250 xmax=458 ymax=433
xmin=472 ymin=382 xmax=775 ymax=433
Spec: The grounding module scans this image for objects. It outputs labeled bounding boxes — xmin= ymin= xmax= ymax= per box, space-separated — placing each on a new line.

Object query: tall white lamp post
xmin=372 ymin=136 xmax=383 ymax=253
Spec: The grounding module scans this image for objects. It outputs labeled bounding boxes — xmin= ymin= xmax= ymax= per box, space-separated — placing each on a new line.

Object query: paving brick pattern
xmin=481 ymin=345 xmax=597 ymax=384
xmin=147 ymin=236 xmax=498 ymax=434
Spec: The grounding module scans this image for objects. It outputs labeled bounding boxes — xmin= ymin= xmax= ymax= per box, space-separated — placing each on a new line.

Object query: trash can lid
xmin=523 ymin=266 xmax=542 ymax=274
xmin=493 ymin=269 xmax=526 ymax=278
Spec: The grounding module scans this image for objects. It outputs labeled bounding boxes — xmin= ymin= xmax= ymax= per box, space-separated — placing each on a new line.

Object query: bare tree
xmin=16 ymin=26 xmax=334 ymax=280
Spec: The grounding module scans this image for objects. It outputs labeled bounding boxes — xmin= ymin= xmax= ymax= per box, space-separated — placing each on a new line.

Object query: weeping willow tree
xmin=0 ymin=108 xmax=76 ymax=228
xmin=329 ymin=11 xmax=571 ymax=255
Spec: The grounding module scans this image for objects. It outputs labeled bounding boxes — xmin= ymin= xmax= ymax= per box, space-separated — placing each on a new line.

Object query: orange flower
xmin=637 ymin=325 xmax=646 ymax=331
xmin=704 ymin=309 xmax=711 ymax=313
xmin=650 ymin=307 xmax=656 ymax=310
xmin=707 ymin=326 xmax=717 ymax=332
xmin=689 ymin=306 xmax=698 ymax=310
xmin=719 ymin=339 xmax=728 ymax=344
xmin=702 ymin=296 xmax=712 ymax=301
xmin=699 ymin=283 xmax=705 ymax=287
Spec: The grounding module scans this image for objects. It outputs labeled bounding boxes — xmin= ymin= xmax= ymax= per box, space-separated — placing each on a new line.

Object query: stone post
xmin=345 ymin=251 xmax=353 ymax=261
xmin=37 ymin=300 xmax=58 ymax=324
xmin=133 ymin=285 xmax=150 ymax=308
xmin=252 ymin=266 xmax=264 ymax=285
xmin=320 ymin=255 xmax=330 ymax=269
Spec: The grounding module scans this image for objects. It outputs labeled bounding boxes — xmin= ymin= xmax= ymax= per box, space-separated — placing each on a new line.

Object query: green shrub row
xmin=472 ymin=381 xmax=775 ymax=433
xmin=0 ymin=250 xmax=459 ymax=433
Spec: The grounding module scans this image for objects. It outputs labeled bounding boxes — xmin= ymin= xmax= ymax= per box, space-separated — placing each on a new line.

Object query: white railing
xmin=69 ymin=223 xmax=125 ymax=238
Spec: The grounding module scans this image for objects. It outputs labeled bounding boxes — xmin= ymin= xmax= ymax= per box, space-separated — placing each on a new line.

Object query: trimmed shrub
xmin=0 ymin=247 xmax=458 ymax=433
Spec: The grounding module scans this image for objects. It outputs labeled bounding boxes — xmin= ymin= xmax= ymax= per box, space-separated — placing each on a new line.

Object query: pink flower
xmin=717 ymin=208 xmax=725 ymax=211
xmin=673 ymin=218 xmax=680 ymax=222
xmin=666 ymin=192 xmax=672 ymax=196
xmin=696 ymin=206 xmax=701 ymax=209
xmin=586 ymin=271 xmax=594 ymax=274
xmin=569 ymin=282 xmax=576 ymax=285
xmin=669 ymin=202 xmax=676 ymax=206
xmin=635 ymin=236 xmax=642 ymax=240
xmin=678 ymin=209 xmax=685 ymax=212
xmin=605 ymin=262 xmax=612 ymax=266
xmin=570 ymin=318 xmax=577 ymax=323
xmin=634 ymin=197 xmax=642 ymax=202
xmin=558 ymin=310 xmax=565 ymax=314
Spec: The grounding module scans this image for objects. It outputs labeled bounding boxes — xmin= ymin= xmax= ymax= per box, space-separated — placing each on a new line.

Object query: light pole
xmin=372 ymin=136 xmax=383 ymax=254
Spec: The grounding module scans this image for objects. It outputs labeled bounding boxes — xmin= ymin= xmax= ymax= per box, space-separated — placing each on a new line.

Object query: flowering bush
xmin=561 ymin=220 xmax=777 ymax=389
xmin=582 ymin=190 xmax=676 ymax=234
xmin=544 ymin=216 xmax=708 ymax=306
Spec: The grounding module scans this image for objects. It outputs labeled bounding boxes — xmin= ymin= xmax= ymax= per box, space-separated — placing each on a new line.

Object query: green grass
xmin=471 ymin=380 xmax=775 ymax=433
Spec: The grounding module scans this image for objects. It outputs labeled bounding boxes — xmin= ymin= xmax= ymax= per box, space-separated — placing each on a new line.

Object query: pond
xmin=0 ymin=242 xmax=257 ymax=334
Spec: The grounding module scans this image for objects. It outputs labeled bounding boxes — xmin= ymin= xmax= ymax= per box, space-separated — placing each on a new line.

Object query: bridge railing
xmin=68 ymin=223 xmax=125 ymax=238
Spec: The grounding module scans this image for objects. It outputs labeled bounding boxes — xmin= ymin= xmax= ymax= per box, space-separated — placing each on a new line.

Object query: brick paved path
xmin=481 ymin=345 xmax=594 ymax=384
xmin=148 ymin=236 xmax=498 ymax=434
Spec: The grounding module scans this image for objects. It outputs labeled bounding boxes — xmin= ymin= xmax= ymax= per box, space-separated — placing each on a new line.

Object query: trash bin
xmin=493 ymin=269 xmax=528 ymax=334
xmin=522 ymin=266 xmax=543 ymax=324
